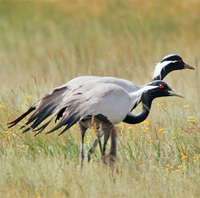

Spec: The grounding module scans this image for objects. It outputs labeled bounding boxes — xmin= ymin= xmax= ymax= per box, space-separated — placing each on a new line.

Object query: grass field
xmin=0 ymin=1 xmax=200 ymax=197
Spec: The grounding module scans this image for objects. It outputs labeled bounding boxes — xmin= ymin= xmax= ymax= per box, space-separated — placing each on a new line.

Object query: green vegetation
xmin=0 ymin=1 xmax=200 ymax=197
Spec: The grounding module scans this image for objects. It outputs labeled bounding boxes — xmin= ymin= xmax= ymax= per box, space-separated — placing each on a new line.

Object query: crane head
xmin=153 ymin=54 xmax=195 ymax=80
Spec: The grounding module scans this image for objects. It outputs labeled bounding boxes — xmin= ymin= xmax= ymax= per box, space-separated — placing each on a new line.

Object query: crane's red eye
xmin=159 ymin=84 xmax=164 ymax=89
xmin=178 ymin=59 xmax=182 ymax=63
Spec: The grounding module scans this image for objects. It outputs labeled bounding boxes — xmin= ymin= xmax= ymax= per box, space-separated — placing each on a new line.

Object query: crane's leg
xmin=87 ymin=128 xmax=104 ymax=162
xmin=108 ymin=127 xmax=118 ymax=169
xmin=103 ymin=126 xmax=119 ymax=170
xmin=79 ymin=123 xmax=87 ymax=169
xmin=101 ymin=127 xmax=112 ymax=164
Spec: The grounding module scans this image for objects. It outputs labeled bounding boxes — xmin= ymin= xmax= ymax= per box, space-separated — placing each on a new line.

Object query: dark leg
xmin=79 ymin=123 xmax=87 ymax=169
xmin=97 ymin=128 xmax=103 ymax=154
xmin=104 ymin=127 xmax=119 ymax=170
xmin=88 ymin=128 xmax=104 ymax=162
xmin=101 ymin=126 xmax=112 ymax=163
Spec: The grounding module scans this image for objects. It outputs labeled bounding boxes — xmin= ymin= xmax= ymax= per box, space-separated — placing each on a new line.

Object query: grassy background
xmin=0 ymin=1 xmax=200 ymax=197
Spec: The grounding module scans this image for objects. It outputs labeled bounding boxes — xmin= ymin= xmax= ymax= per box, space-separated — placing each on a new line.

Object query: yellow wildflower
xmin=145 ymin=127 xmax=150 ymax=131
xmin=27 ymin=95 xmax=33 ymax=99
xmin=181 ymin=155 xmax=188 ymax=160
xmin=5 ymin=131 xmax=12 ymax=135
xmin=188 ymin=120 xmax=196 ymax=123
xmin=128 ymin=127 xmax=132 ymax=130
xmin=0 ymin=104 xmax=4 ymax=108
xmin=141 ymin=120 xmax=149 ymax=125
xmin=183 ymin=105 xmax=189 ymax=108
xmin=149 ymin=140 xmax=153 ymax=143
xmin=159 ymin=128 xmax=164 ymax=132
xmin=188 ymin=116 xmax=195 ymax=119
xmin=172 ymin=137 xmax=176 ymax=140
xmin=157 ymin=103 xmax=160 ymax=107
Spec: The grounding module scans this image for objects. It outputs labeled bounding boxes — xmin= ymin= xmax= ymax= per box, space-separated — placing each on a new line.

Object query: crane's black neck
xmin=153 ymin=64 xmax=179 ymax=81
xmin=123 ymin=95 xmax=153 ymax=124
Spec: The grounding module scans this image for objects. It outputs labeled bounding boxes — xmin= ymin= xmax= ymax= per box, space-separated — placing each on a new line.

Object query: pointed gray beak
xmin=168 ymin=90 xmax=185 ymax=98
xmin=183 ymin=63 xmax=195 ymax=70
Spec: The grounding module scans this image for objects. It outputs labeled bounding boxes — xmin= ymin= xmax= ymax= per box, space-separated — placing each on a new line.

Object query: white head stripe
xmin=130 ymin=85 xmax=158 ymax=97
xmin=153 ymin=60 xmax=178 ymax=79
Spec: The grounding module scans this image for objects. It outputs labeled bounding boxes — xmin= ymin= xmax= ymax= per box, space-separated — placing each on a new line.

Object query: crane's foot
xmin=101 ymin=154 xmax=116 ymax=171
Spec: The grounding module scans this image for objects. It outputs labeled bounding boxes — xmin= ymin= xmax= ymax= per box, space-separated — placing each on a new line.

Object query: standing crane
xmin=8 ymin=80 xmax=184 ymax=167
xmin=64 ymin=54 xmax=194 ymax=160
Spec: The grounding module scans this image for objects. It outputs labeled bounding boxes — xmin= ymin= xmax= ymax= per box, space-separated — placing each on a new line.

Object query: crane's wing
xmin=8 ymin=75 xmax=140 ymax=135
xmin=8 ymin=82 xmax=130 ymax=136
xmin=7 ymin=83 xmax=83 ymax=132
xmin=45 ymin=83 xmax=131 ymax=136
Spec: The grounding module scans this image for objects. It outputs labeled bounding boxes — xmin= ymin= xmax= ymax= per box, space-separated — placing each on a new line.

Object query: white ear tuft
xmin=152 ymin=60 xmax=177 ymax=80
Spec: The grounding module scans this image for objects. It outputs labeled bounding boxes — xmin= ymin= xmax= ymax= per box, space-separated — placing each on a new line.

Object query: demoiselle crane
xmin=8 ymin=80 xmax=184 ymax=167
xmin=65 ymin=54 xmax=194 ymax=160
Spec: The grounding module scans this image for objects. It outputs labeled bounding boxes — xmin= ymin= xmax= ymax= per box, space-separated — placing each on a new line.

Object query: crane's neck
xmin=123 ymin=95 xmax=153 ymax=124
xmin=153 ymin=63 xmax=176 ymax=81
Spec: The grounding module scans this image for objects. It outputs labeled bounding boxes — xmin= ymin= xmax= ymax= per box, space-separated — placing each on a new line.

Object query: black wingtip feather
xmin=58 ymin=119 xmax=79 ymax=136
xmin=46 ymin=113 xmax=80 ymax=135
xmin=7 ymin=106 xmax=36 ymax=128
xmin=33 ymin=118 xmax=53 ymax=136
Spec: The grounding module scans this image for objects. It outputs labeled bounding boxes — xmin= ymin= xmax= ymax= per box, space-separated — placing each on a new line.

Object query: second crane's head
xmin=142 ymin=80 xmax=184 ymax=101
xmin=153 ymin=54 xmax=195 ymax=80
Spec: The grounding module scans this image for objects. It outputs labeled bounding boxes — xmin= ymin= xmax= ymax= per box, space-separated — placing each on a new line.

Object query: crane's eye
xmin=159 ymin=84 xmax=164 ymax=89
xmin=178 ymin=59 xmax=182 ymax=63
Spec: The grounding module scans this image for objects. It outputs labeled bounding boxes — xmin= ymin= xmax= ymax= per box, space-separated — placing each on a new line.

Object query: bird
xmin=64 ymin=54 xmax=194 ymax=160
xmin=54 ymin=54 xmax=193 ymax=125
xmin=8 ymin=80 xmax=184 ymax=167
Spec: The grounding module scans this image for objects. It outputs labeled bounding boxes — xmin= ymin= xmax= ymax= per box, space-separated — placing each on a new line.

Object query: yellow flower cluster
xmin=0 ymin=104 xmax=4 ymax=108
xmin=181 ymin=155 xmax=188 ymax=160
xmin=188 ymin=116 xmax=195 ymax=123
xmin=141 ymin=120 xmax=150 ymax=133
xmin=183 ymin=105 xmax=190 ymax=108
xmin=157 ymin=103 xmax=163 ymax=107
xmin=141 ymin=120 xmax=149 ymax=126
xmin=159 ymin=128 xmax=164 ymax=132
xmin=4 ymin=131 xmax=12 ymax=135
xmin=26 ymin=95 xmax=33 ymax=99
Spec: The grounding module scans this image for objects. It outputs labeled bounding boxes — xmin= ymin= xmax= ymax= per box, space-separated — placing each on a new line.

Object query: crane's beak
xmin=183 ymin=63 xmax=195 ymax=70
xmin=168 ymin=90 xmax=185 ymax=98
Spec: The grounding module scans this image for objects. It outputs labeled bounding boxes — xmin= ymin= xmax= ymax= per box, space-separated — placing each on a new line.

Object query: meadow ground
xmin=0 ymin=1 xmax=200 ymax=197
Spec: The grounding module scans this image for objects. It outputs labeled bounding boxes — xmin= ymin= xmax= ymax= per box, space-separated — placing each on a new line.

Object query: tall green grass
xmin=0 ymin=1 xmax=200 ymax=197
